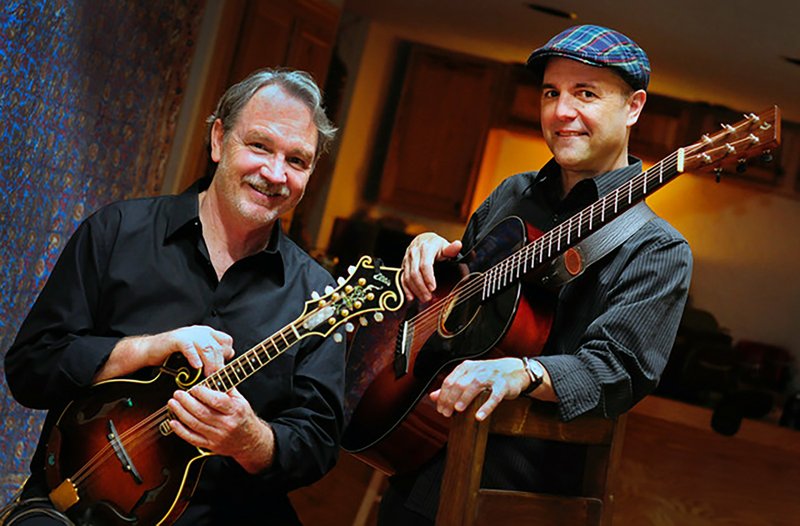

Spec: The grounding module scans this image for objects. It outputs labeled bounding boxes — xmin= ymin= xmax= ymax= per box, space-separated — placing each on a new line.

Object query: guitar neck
xmin=483 ymin=149 xmax=685 ymax=295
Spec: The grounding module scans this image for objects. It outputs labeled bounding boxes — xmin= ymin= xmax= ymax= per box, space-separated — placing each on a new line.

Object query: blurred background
xmin=2 ymin=1 xmax=799 ymax=524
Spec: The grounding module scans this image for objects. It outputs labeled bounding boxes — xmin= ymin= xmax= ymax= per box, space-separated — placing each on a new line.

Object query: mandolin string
xmin=403 ymin=150 xmax=686 ymax=336
xmin=71 ymin=306 xmax=329 ymax=488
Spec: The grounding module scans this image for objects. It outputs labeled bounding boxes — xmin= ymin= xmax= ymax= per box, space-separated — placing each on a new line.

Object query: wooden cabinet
xmin=230 ymin=0 xmax=338 ymax=86
xmin=176 ymin=0 xmax=339 ymax=193
xmin=378 ymin=44 xmax=501 ymax=221
xmin=494 ymin=64 xmax=541 ymax=131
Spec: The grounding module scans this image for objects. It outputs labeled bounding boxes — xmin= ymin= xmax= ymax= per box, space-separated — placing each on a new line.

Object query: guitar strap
xmin=541 ymin=201 xmax=656 ymax=287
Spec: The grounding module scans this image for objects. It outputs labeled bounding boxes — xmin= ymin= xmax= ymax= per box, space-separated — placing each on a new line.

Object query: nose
xmin=259 ymin=155 xmax=288 ymax=184
xmin=553 ymin=93 xmax=577 ymax=121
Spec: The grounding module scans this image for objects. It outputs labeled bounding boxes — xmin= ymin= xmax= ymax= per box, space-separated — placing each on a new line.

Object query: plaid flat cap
xmin=526 ymin=25 xmax=650 ymax=90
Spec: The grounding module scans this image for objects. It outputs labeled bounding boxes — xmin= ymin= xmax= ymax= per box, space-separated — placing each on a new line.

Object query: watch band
xmin=520 ymin=357 xmax=544 ymax=395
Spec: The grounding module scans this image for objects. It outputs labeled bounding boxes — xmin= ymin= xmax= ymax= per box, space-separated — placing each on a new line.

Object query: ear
xmin=626 ymin=90 xmax=647 ymax=127
xmin=210 ymin=119 xmax=225 ymax=163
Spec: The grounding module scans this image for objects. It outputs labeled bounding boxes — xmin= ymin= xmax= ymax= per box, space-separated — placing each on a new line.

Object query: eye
xmin=251 ymin=142 xmax=276 ymax=154
xmin=542 ymin=89 xmax=559 ymax=99
xmin=578 ymin=90 xmax=596 ymax=99
xmin=288 ymin=156 xmax=310 ymax=170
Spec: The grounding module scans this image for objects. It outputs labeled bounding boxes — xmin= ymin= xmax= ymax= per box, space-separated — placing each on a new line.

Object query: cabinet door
xmin=379 ymin=45 xmax=500 ymax=221
xmin=177 ymin=0 xmax=339 ymax=193
xmin=232 ymin=0 xmax=338 ymax=85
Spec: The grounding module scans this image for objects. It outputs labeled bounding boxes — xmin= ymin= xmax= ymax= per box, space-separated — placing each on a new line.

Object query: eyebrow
xmin=245 ymin=130 xmax=315 ymax=162
xmin=541 ymin=81 xmax=599 ymax=90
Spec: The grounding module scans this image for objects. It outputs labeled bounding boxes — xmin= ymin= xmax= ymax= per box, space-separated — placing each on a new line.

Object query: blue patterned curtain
xmin=0 ymin=0 xmax=205 ymax=502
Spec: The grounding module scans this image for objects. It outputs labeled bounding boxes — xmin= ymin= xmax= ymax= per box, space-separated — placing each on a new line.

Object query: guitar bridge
xmin=394 ymin=321 xmax=411 ymax=378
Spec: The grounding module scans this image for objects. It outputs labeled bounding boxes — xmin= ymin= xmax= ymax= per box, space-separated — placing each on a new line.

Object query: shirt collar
xmin=164 ymin=177 xmax=208 ymax=240
xmin=164 ymin=176 xmax=287 ymax=269
xmin=538 ymin=155 xmax=644 ymax=203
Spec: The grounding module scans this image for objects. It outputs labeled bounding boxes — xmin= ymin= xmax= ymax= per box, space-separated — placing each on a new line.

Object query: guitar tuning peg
xmin=736 ymin=158 xmax=747 ymax=173
xmin=348 ymin=265 xmax=356 ymax=275
xmin=373 ymin=312 xmax=384 ymax=323
xmin=760 ymin=149 xmax=773 ymax=163
xmin=345 ymin=322 xmax=355 ymax=333
xmin=337 ymin=276 xmax=346 ymax=286
xmin=359 ymin=316 xmax=369 ymax=327
xmin=324 ymin=285 xmax=334 ymax=295
xmin=333 ymin=332 xmax=343 ymax=344
xmin=311 ymin=291 xmax=320 ymax=300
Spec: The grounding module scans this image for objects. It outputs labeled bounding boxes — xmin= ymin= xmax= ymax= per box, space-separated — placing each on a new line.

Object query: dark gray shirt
xmin=398 ymin=157 xmax=692 ymax=518
xmin=462 ymin=156 xmax=692 ymax=420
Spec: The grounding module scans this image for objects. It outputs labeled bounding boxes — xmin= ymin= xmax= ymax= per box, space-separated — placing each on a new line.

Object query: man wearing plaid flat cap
xmin=379 ymin=25 xmax=692 ymax=524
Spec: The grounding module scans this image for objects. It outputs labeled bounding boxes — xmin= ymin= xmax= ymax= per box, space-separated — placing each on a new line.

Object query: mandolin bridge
xmin=107 ymin=419 xmax=143 ymax=484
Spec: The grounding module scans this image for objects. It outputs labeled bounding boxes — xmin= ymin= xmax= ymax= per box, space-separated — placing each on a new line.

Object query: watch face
xmin=530 ymin=359 xmax=545 ymax=379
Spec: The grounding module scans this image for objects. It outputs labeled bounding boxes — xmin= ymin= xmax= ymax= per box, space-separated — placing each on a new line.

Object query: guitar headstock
xmin=681 ymin=106 xmax=781 ymax=176
xmin=300 ymin=255 xmax=403 ymax=341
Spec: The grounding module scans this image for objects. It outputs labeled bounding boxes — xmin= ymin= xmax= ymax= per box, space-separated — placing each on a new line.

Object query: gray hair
xmin=206 ymin=68 xmax=337 ymax=163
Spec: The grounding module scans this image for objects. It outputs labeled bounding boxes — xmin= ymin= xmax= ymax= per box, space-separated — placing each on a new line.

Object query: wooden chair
xmin=436 ymin=392 xmax=626 ymax=526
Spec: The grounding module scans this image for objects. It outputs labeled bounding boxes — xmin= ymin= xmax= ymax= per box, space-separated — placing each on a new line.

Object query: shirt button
xmin=210 ymin=309 xmax=218 ymax=317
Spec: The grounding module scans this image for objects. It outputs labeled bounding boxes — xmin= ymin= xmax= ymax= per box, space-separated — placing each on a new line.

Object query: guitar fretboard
xmin=481 ymin=151 xmax=684 ymax=300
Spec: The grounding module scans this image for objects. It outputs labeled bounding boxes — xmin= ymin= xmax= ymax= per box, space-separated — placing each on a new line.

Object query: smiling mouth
xmin=249 ymin=182 xmax=289 ymax=199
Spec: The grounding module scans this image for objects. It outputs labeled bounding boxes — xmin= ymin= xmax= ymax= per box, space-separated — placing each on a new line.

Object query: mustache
xmin=243 ymin=175 xmax=290 ymax=197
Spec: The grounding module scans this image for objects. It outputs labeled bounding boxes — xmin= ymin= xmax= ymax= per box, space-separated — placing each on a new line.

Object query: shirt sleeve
xmin=4 ymin=210 xmax=121 ymax=409
xmin=267 ymin=337 xmax=345 ymax=491
xmin=248 ymin=269 xmax=346 ymax=492
xmin=537 ymin=223 xmax=693 ymax=421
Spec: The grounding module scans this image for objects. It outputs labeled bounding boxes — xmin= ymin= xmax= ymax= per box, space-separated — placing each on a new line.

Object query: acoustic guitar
xmin=44 ymin=256 xmax=403 ymax=526
xmin=342 ymin=107 xmax=781 ymax=476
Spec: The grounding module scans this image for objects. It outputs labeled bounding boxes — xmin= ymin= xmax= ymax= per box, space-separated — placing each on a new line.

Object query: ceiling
xmin=342 ymin=0 xmax=800 ymax=123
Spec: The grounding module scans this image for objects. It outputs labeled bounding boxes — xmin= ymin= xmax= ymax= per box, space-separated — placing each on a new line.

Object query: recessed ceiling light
xmin=525 ymin=3 xmax=578 ymax=20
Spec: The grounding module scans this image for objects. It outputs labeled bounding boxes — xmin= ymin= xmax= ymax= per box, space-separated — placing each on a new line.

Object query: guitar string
xmin=401 ymin=149 xmax=685 ymax=337
xmin=402 ymin=126 xmax=761 ymax=338
xmin=65 ymin=114 xmax=767 ymax=490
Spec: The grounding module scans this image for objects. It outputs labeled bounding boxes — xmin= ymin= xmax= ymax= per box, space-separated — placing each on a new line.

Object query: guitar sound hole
xmin=439 ymin=274 xmax=482 ymax=337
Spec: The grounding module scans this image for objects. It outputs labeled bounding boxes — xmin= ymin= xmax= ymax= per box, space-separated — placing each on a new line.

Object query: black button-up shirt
xmin=5 ymin=179 xmax=345 ymax=524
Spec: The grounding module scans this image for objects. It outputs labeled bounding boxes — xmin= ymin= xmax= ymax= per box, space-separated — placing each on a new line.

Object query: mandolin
xmin=342 ymin=107 xmax=782 ymax=476
xmin=44 ymin=256 xmax=403 ymax=526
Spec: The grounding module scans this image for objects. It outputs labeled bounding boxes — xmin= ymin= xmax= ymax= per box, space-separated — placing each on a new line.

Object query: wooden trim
xmin=174 ymin=0 xmax=247 ymax=193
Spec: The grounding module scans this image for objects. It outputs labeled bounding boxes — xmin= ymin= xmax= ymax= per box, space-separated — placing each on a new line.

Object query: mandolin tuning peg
xmin=311 ymin=291 xmax=320 ymax=300
xmin=345 ymin=322 xmax=355 ymax=333
xmin=713 ymin=167 xmax=723 ymax=183
xmin=348 ymin=265 xmax=356 ymax=275
xmin=760 ymin=149 xmax=773 ymax=163
xmin=324 ymin=285 xmax=334 ymax=295
xmin=333 ymin=332 xmax=343 ymax=344
xmin=337 ymin=276 xmax=346 ymax=286
xmin=736 ymin=159 xmax=747 ymax=174
xmin=359 ymin=316 xmax=369 ymax=327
